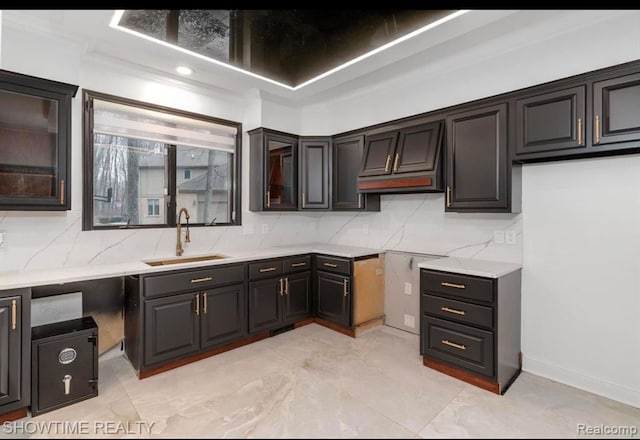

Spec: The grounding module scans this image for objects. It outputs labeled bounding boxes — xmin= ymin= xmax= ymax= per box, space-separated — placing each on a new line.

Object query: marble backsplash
xmin=0 ymin=193 xmax=521 ymax=272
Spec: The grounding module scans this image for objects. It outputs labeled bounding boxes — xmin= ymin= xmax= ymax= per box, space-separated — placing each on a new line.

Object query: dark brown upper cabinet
xmin=249 ymin=128 xmax=298 ymax=211
xmin=446 ymin=103 xmax=516 ymax=213
xmin=0 ymin=70 xmax=78 ymax=211
xmin=299 ymin=137 xmax=331 ymax=210
xmin=593 ymin=72 xmax=640 ymax=147
xmin=358 ymin=121 xmax=444 ymax=193
xmin=515 ymin=85 xmax=586 ymax=156
xmin=331 ymin=134 xmax=380 ymax=211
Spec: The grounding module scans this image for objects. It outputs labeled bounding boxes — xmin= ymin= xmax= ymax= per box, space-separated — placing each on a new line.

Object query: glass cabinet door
xmin=0 ymin=70 xmax=76 ymax=210
xmin=265 ymin=134 xmax=297 ymax=210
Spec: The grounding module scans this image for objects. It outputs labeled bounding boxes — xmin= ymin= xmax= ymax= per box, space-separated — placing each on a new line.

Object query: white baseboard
xmin=523 ymin=355 xmax=640 ymax=409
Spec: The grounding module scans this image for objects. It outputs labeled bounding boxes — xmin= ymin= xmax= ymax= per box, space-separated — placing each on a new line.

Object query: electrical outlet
xmin=404 ymin=282 xmax=412 ymax=295
xmin=243 ymin=224 xmax=254 ymax=235
xmin=505 ymin=230 xmax=517 ymax=245
xmin=404 ymin=314 xmax=415 ymax=328
xmin=494 ymin=230 xmax=505 ymax=244
xmin=261 ymin=224 xmax=269 ymax=234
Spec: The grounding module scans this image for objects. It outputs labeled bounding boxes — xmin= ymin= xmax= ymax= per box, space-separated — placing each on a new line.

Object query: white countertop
xmin=417 ymin=256 xmax=521 ymax=278
xmin=0 ymin=243 xmax=382 ymax=291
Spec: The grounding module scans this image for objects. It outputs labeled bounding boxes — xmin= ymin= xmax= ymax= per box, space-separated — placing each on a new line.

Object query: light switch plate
xmin=506 ymin=230 xmax=517 ymax=245
xmin=404 ymin=314 xmax=415 ymax=328
xmin=494 ymin=230 xmax=505 ymax=244
xmin=404 ymin=282 xmax=412 ymax=295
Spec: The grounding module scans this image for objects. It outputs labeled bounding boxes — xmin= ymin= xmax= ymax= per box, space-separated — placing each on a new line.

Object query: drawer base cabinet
xmin=420 ymin=268 xmax=522 ymax=395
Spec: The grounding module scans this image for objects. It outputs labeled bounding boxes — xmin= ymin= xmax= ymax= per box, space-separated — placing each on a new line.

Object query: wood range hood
xmin=357 ymin=119 xmax=444 ymax=194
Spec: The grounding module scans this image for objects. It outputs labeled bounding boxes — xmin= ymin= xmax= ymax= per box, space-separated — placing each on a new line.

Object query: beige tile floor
xmin=7 ymin=324 xmax=640 ymax=439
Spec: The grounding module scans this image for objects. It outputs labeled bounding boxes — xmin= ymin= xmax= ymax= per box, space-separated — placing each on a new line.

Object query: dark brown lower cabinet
xmin=248 ymin=271 xmax=311 ymax=333
xmin=420 ymin=268 xmax=521 ymax=394
xmin=0 ymin=288 xmax=30 ymax=421
xmin=200 ymin=285 xmax=247 ymax=350
xmin=316 ymin=271 xmax=351 ymax=328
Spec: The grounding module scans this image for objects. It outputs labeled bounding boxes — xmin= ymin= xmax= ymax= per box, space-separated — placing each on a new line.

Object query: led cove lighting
xmin=176 ymin=66 xmax=193 ymax=75
xmin=110 ymin=9 xmax=470 ymax=91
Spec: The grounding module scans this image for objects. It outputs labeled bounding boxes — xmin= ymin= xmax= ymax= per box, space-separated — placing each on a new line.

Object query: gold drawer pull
xmin=393 ymin=153 xmax=400 ymax=171
xmin=195 ymin=293 xmax=200 ymax=316
xmin=595 ymin=114 xmax=601 ymax=144
xmin=323 ymin=262 xmax=338 ymax=268
xmin=441 ymin=282 xmax=466 ymax=289
xmin=266 ymin=191 xmax=271 ymax=208
xmin=285 ymin=277 xmax=289 ymax=295
xmin=384 ymin=154 xmax=391 ymax=172
xmin=60 ymin=180 xmax=65 ymax=205
xmin=441 ymin=306 xmax=466 ymax=316
xmin=577 ymin=117 xmax=583 ymax=146
xmin=11 ymin=300 xmax=17 ymax=331
xmin=291 ymin=262 xmax=307 ymax=267
xmin=203 ymin=293 xmax=207 ymax=314
xmin=442 ymin=339 xmax=466 ymax=350
xmin=446 ymin=186 xmax=451 ymax=208
xmin=191 ymin=277 xmax=212 ymax=283
xmin=343 ymin=279 xmax=348 ymax=297
xmin=260 ymin=267 xmax=277 ymax=273
xmin=279 ymin=277 xmax=284 ymax=295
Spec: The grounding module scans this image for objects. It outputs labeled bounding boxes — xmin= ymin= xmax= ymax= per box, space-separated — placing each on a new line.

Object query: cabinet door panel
xmin=0 ymin=296 xmax=21 ymax=406
xmin=359 ymin=131 xmax=398 ymax=177
xmin=516 ymin=86 xmax=586 ymax=155
xmin=299 ymin=138 xmax=330 ymax=209
xmin=333 ymin=135 xmax=365 ymax=210
xmin=248 ymin=278 xmax=282 ymax=333
xmin=265 ymin=132 xmax=298 ymax=210
xmin=316 ymin=272 xmax=350 ymax=328
xmin=446 ymin=103 xmax=508 ymax=210
xmin=283 ymin=271 xmax=311 ymax=324
xmin=201 ymin=284 xmax=246 ymax=350
xmin=144 ymin=293 xmax=200 ymax=366
xmin=395 ymin=122 xmax=442 ymax=174
xmin=594 ymin=72 xmax=640 ymax=146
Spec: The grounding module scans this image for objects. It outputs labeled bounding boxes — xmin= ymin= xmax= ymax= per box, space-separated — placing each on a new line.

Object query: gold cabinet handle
xmin=358 ymin=193 xmax=362 ymax=209
xmin=384 ymin=154 xmax=391 ymax=172
xmin=302 ymin=191 xmax=306 ymax=208
xmin=291 ymin=262 xmax=306 ymax=267
xmin=11 ymin=300 xmax=17 ymax=331
xmin=577 ymin=117 xmax=583 ymax=146
xmin=203 ymin=293 xmax=207 ymax=314
xmin=60 ymin=180 xmax=65 ymax=205
xmin=446 ymin=186 xmax=452 ymax=208
xmin=285 ymin=277 xmax=289 ymax=295
xmin=191 ymin=277 xmax=212 ymax=284
xmin=266 ymin=191 xmax=271 ymax=208
xmin=441 ymin=282 xmax=466 ymax=289
xmin=279 ymin=277 xmax=284 ymax=295
xmin=195 ymin=293 xmax=200 ymax=316
xmin=323 ymin=262 xmax=338 ymax=268
xmin=442 ymin=339 xmax=466 ymax=350
xmin=393 ymin=153 xmax=400 ymax=172
xmin=343 ymin=279 xmax=348 ymax=297
xmin=595 ymin=114 xmax=600 ymax=144
xmin=260 ymin=267 xmax=276 ymax=273
xmin=441 ymin=306 xmax=466 ymax=316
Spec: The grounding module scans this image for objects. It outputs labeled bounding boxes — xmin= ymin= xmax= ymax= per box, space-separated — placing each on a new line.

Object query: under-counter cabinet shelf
xmin=248 ymin=257 xmax=312 ymax=334
xmin=124 ymin=263 xmax=247 ymax=377
xmin=420 ymin=264 xmax=521 ymax=394
xmin=0 ymin=70 xmax=78 ymax=211
xmin=0 ymin=288 xmax=30 ymax=422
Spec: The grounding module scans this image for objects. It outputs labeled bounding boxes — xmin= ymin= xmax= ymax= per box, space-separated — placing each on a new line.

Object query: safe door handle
xmin=63 ymin=374 xmax=72 ymax=395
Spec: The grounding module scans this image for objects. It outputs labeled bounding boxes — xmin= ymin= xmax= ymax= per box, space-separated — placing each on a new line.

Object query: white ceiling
xmin=2 ymin=10 xmax=631 ymax=106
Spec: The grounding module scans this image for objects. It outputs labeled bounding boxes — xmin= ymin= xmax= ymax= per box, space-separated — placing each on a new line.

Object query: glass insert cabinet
xmin=0 ymin=70 xmax=78 ymax=210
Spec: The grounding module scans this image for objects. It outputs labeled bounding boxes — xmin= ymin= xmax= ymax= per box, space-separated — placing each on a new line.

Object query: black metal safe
xmin=31 ymin=316 xmax=98 ymax=416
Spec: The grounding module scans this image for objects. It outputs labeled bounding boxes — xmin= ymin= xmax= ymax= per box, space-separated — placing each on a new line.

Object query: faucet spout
xmin=176 ymin=207 xmax=191 ymax=256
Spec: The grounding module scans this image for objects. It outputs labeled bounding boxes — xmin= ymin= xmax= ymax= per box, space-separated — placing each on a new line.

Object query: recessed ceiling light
xmin=176 ymin=66 xmax=193 ymax=76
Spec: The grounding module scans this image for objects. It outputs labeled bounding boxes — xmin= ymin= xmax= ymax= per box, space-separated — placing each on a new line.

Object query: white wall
xmin=299 ymin=10 xmax=640 ymax=408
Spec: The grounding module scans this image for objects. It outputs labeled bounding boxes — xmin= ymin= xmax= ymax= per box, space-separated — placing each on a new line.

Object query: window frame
xmin=147 ymin=198 xmax=160 ymax=217
xmin=82 ymin=89 xmax=242 ymax=231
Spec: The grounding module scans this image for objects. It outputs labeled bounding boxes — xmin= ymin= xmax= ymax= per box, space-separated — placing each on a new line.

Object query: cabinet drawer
xmin=421 ymin=270 xmax=494 ymax=304
xmin=283 ymin=255 xmax=311 ymax=273
xmin=423 ymin=294 xmax=493 ymax=329
xmin=144 ymin=264 xmax=245 ymax=298
xmin=315 ymin=255 xmax=351 ymax=275
xmin=249 ymin=259 xmax=283 ymax=280
xmin=422 ymin=316 xmax=494 ymax=377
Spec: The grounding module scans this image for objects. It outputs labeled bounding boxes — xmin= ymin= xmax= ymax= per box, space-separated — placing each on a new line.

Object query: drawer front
xmin=248 ymin=259 xmax=283 ymax=280
xmin=315 ymin=255 xmax=351 ymax=275
xmin=283 ymin=255 xmax=311 ymax=273
xmin=144 ymin=264 xmax=245 ymax=298
xmin=421 ymin=269 xmax=494 ymax=304
xmin=422 ymin=316 xmax=494 ymax=377
xmin=423 ymin=294 xmax=493 ymax=329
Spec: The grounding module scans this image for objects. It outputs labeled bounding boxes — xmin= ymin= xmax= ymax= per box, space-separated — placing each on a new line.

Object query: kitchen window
xmin=83 ymin=90 xmax=241 ymax=230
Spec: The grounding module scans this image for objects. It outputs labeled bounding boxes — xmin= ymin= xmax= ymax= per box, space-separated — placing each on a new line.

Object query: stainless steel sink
xmin=144 ymin=254 xmax=227 ymax=266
